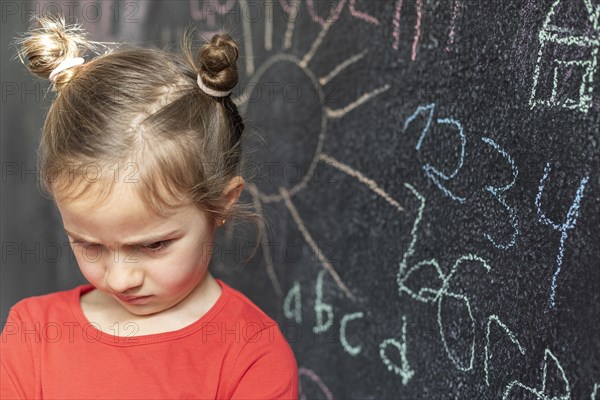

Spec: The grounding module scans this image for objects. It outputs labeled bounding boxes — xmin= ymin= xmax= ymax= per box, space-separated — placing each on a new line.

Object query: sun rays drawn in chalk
xmin=224 ymin=4 xmax=396 ymax=301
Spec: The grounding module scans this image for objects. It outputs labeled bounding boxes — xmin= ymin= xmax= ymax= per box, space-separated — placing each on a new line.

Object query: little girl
xmin=1 ymin=14 xmax=298 ymax=399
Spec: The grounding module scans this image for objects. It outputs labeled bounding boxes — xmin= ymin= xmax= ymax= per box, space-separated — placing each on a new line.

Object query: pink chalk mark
xmin=411 ymin=0 xmax=423 ymax=61
xmin=299 ymin=367 xmax=334 ymax=400
xmin=307 ymin=0 xmax=347 ymax=26
xmin=445 ymin=0 xmax=461 ymax=52
xmin=279 ymin=0 xmax=301 ymax=15
xmin=392 ymin=0 xmax=403 ymax=50
xmin=349 ymin=0 xmax=380 ymax=25
xmin=190 ymin=0 xmax=236 ymax=24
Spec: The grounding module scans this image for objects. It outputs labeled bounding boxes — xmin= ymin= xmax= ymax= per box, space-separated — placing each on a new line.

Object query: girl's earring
xmin=222 ymin=219 xmax=226 ymax=226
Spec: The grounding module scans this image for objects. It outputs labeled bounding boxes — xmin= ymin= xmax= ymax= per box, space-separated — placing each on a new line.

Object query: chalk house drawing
xmin=230 ymin=2 xmax=393 ymax=303
xmin=530 ymin=0 xmax=600 ymax=113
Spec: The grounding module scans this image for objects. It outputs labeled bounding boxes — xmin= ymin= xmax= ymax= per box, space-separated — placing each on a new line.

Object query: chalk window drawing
xmin=530 ymin=0 xmax=599 ymax=113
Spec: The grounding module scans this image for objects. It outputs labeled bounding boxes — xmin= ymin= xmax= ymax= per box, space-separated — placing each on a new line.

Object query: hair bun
xmin=15 ymin=14 xmax=95 ymax=91
xmin=197 ymin=34 xmax=239 ymax=95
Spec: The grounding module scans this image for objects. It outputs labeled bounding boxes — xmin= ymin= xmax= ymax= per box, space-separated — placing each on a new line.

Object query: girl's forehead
xmin=56 ymin=184 xmax=207 ymax=240
xmin=55 ymin=179 xmax=187 ymax=220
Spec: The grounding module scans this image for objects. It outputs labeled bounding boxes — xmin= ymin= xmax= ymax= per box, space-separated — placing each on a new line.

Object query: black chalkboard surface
xmin=3 ymin=0 xmax=599 ymax=399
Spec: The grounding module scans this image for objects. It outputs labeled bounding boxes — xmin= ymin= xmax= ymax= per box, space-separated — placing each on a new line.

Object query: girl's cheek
xmin=70 ymin=244 xmax=102 ymax=264
xmin=71 ymin=247 xmax=105 ymax=280
xmin=77 ymin=259 xmax=104 ymax=280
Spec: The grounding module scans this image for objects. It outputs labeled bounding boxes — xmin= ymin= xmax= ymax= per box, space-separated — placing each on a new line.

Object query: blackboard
xmin=1 ymin=1 xmax=599 ymax=399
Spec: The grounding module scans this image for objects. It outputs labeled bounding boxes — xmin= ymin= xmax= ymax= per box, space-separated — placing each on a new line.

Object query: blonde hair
xmin=16 ymin=14 xmax=262 ymax=262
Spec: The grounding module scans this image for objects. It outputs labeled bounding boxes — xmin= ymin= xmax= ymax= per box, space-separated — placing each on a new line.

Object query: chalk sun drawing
xmin=230 ymin=2 xmax=394 ymax=302
xmin=529 ymin=0 xmax=599 ymax=113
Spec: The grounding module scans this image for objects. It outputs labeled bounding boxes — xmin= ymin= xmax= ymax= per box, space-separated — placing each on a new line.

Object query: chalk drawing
xmin=592 ymin=384 xmax=600 ymax=400
xmin=392 ymin=0 xmax=402 ymax=51
xmin=246 ymin=183 xmax=282 ymax=297
xmin=392 ymin=0 xmax=465 ymax=59
xmin=432 ymin=254 xmax=491 ymax=372
xmin=319 ymin=154 xmax=404 ymax=212
xmin=423 ymin=118 xmax=466 ymax=203
xmin=379 ymin=315 xmax=415 ymax=385
xmin=404 ymin=104 xmax=467 ymax=203
xmin=280 ymin=186 xmax=355 ymax=301
xmin=313 ymin=269 xmax=334 ymax=333
xmin=535 ymin=162 xmax=589 ymax=308
xmin=265 ymin=0 xmax=274 ymax=51
xmin=229 ymin=10 xmax=392 ymax=298
xmin=484 ymin=315 xmax=526 ymax=386
xmin=284 ymin=281 xmax=303 ymax=323
xmin=319 ymin=50 xmax=368 ymax=86
xmin=396 ymin=182 xmax=426 ymax=281
xmin=445 ymin=0 xmax=462 ymax=52
xmin=238 ymin=0 xmax=256 ymax=75
xmin=306 ymin=0 xmax=346 ymax=25
xmin=391 ymin=0 xmax=423 ymax=61
xmin=299 ymin=367 xmax=334 ymax=400
xmin=502 ymin=349 xmax=570 ymax=400
xmin=480 ymin=137 xmax=520 ymax=250
xmin=325 ymin=84 xmax=391 ymax=119
xmin=280 ymin=0 xmax=301 ymax=50
xmin=307 ymin=0 xmax=381 ymax=26
xmin=411 ymin=0 xmax=423 ymax=61
xmin=435 ymin=289 xmax=476 ymax=371
xmin=348 ymin=0 xmax=380 ymax=25
xmin=530 ymin=0 xmax=599 ymax=113
xmin=340 ymin=312 xmax=364 ymax=356
xmin=396 ymin=183 xmax=491 ymax=371
xmin=189 ymin=0 xmax=237 ymax=39
xmin=40 ymin=0 xmax=149 ymax=42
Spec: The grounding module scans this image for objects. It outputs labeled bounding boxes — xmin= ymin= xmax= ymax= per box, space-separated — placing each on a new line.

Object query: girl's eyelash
xmin=73 ymin=240 xmax=98 ymax=248
xmin=144 ymin=240 xmax=172 ymax=252
xmin=70 ymin=239 xmax=172 ymax=253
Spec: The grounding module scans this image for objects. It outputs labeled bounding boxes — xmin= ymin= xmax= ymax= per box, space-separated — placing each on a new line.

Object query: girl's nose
xmin=105 ymin=249 xmax=144 ymax=294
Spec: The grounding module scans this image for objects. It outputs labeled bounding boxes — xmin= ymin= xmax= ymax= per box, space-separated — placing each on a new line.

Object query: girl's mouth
xmin=116 ymin=295 xmax=153 ymax=304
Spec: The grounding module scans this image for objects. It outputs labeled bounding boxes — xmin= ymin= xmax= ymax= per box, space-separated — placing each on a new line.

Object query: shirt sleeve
xmin=229 ymin=324 xmax=299 ymax=400
xmin=1 ymin=307 xmax=37 ymax=400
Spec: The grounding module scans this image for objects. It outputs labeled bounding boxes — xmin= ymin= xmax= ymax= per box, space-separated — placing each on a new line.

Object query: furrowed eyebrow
xmin=64 ymin=228 xmax=179 ymax=246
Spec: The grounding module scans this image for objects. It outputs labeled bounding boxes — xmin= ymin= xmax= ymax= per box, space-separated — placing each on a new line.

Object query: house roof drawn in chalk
xmin=530 ymin=0 xmax=599 ymax=113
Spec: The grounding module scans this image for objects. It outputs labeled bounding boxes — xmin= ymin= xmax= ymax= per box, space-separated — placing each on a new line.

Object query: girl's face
xmin=56 ymin=181 xmax=219 ymax=317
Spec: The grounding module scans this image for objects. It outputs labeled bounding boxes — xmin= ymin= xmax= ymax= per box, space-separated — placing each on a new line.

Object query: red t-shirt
xmin=1 ymin=279 xmax=298 ymax=399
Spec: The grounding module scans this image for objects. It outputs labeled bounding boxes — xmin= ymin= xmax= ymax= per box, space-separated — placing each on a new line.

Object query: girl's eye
xmin=74 ymin=241 xmax=99 ymax=249
xmin=144 ymin=240 xmax=172 ymax=252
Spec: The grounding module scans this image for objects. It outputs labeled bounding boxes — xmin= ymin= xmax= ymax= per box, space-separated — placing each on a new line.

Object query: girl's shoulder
xmin=6 ymin=283 xmax=92 ymax=322
xmin=215 ymin=279 xmax=279 ymax=327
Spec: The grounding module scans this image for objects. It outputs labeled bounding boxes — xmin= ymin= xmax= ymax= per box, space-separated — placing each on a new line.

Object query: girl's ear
xmin=222 ymin=176 xmax=245 ymax=216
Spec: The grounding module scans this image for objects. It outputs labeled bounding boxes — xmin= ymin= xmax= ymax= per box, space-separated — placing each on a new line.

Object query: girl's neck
xmin=80 ymin=274 xmax=223 ymax=336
